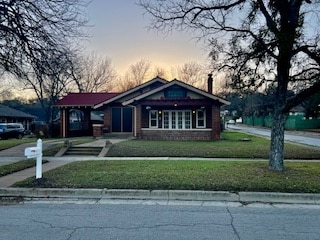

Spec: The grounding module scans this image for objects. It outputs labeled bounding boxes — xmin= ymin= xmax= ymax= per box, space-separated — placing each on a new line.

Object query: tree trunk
xmin=269 ymin=110 xmax=287 ymax=171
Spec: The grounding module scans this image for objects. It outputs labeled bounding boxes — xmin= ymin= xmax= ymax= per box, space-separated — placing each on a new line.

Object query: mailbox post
xmin=24 ymin=139 xmax=43 ymax=179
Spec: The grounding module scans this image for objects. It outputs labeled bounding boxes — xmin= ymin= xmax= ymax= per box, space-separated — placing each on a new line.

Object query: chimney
xmin=207 ymin=74 xmax=213 ymax=94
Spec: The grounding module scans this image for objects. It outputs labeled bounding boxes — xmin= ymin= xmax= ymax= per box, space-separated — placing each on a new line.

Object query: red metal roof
xmin=54 ymin=92 xmax=120 ymax=107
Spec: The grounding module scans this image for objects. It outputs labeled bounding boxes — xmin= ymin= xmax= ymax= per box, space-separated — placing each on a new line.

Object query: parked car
xmin=0 ymin=123 xmax=25 ymax=140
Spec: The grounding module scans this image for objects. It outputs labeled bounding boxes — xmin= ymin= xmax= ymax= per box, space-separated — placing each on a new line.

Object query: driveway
xmin=228 ymin=124 xmax=320 ymax=148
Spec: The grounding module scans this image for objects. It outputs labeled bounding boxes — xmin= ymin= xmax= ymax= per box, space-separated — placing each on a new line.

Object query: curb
xmin=1 ymin=188 xmax=320 ymax=205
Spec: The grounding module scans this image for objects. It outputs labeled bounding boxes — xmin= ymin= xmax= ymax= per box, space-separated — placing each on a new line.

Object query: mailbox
xmin=25 ymin=147 xmax=41 ymax=158
xmin=24 ymin=139 xmax=43 ymax=179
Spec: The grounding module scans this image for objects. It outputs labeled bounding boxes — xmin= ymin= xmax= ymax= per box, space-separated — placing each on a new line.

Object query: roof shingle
xmin=54 ymin=93 xmax=120 ymax=107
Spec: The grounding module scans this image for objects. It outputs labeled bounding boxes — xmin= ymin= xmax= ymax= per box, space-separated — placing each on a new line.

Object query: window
xmin=149 ymin=110 xmax=158 ymax=128
xmin=164 ymin=87 xmax=186 ymax=99
xmin=196 ymin=110 xmax=206 ymax=128
xmin=162 ymin=110 xmax=191 ymax=129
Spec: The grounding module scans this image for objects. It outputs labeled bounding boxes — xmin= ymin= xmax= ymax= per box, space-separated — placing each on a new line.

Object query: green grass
xmin=106 ymin=132 xmax=320 ymax=159
xmin=0 ymin=138 xmax=37 ymax=151
xmin=13 ymin=160 xmax=320 ymax=193
xmin=0 ymin=159 xmax=47 ymax=177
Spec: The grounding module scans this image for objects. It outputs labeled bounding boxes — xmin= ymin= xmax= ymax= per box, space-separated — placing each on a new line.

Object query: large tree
xmin=72 ymin=52 xmax=117 ymax=93
xmin=118 ymin=59 xmax=151 ymax=91
xmin=0 ymin=0 xmax=87 ymax=81
xmin=175 ymin=61 xmax=206 ymax=90
xmin=138 ymin=0 xmax=320 ymax=171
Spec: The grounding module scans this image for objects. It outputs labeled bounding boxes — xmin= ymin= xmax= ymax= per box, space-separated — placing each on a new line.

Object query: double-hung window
xmin=196 ymin=110 xmax=206 ymax=128
xmin=149 ymin=110 xmax=158 ymax=128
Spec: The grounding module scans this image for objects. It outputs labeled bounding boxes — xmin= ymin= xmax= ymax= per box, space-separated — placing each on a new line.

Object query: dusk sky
xmin=84 ymin=0 xmax=207 ymax=75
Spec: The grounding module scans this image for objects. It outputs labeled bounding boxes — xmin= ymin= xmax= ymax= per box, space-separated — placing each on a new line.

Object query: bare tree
xmin=22 ymin=50 xmax=76 ymax=124
xmin=153 ymin=66 xmax=168 ymax=79
xmin=138 ymin=0 xmax=320 ymax=171
xmin=72 ymin=52 xmax=117 ymax=92
xmin=0 ymin=0 xmax=88 ymax=81
xmin=117 ymin=59 xmax=151 ymax=91
xmin=175 ymin=61 xmax=205 ymax=89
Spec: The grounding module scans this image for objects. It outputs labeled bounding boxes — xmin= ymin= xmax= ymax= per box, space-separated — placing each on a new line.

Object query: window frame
xmin=149 ymin=110 xmax=159 ymax=128
xmin=196 ymin=109 xmax=206 ymax=128
xmin=162 ymin=110 xmax=192 ymax=129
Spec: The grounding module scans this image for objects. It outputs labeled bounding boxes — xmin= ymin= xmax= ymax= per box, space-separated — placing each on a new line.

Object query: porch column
xmin=211 ymin=105 xmax=221 ymax=140
xmin=135 ymin=105 xmax=142 ymax=138
xmin=83 ymin=108 xmax=91 ymax=135
xmin=103 ymin=106 xmax=111 ymax=133
xmin=60 ymin=108 xmax=70 ymax=138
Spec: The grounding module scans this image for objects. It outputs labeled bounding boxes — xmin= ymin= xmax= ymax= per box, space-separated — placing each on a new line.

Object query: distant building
xmin=0 ymin=104 xmax=37 ymax=131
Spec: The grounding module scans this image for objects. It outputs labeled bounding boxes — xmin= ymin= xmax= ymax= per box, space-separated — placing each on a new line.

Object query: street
xmin=1 ymin=202 xmax=320 ymax=240
xmin=228 ymin=124 xmax=320 ymax=148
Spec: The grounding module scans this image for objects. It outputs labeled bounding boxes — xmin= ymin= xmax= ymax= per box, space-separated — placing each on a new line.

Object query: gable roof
xmin=94 ymin=77 xmax=168 ymax=109
xmin=0 ymin=105 xmax=36 ymax=119
xmin=54 ymin=92 xmax=120 ymax=107
xmin=122 ymin=79 xmax=230 ymax=106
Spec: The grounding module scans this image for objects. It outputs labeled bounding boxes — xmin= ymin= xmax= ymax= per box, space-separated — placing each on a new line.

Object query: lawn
xmin=5 ymin=131 xmax=320 ymax=193
xmin=106 ymin=132 xmax=320 ymax=159
xmin=0 ymin=159 xmax=47 ymax=177
xmin=13 ymin=160 xmax=320 ymax=193
xmin=0 ymin=138 xmax=37 ymax=151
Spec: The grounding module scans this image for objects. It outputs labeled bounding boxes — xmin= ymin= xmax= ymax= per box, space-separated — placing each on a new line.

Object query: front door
xmin=111 ymin=107 xmax=133 ymax=132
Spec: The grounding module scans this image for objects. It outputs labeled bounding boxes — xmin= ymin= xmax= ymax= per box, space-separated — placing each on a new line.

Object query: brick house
xmin=54 ymin=76 xmax=230 ymax=140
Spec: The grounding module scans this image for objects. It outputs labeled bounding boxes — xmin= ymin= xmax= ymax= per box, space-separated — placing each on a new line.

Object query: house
xmin=54 ymin=76 xmax=230 ymax=140
xmin=0 ymin=104 xmax=37 ymax=132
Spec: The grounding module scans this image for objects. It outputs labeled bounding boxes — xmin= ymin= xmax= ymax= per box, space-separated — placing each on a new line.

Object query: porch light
xmin=146 ymin=106 xmax=151 ymax=110
xmin=174 ymin=103 xmax=178 ymax=107
xmin=158 ymin=110 xmax=162 ymax=115
xmin=192 ymin=110 xmax=196 ymax=114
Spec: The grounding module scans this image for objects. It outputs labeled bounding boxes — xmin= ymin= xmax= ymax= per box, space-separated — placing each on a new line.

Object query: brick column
xmin=103 ymin=106 xmax=111 ymax=133
xmin=211 ymin=105 xmax=221 ymax=140
xmin=135 ymin=105 xmax=142 ymax=138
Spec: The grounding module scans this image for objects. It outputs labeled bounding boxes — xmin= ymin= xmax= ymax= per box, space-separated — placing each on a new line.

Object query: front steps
xmin=64 ymin=146 xmax=103 ymax=156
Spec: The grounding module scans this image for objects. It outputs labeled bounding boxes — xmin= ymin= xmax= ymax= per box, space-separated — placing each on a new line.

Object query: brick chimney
xmin=207 ymin=74 xmax=213 ymax=94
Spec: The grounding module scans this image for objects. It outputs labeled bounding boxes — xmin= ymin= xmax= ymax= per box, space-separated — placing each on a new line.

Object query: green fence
xmin=243 ymin=115 xmax=320 ymax=130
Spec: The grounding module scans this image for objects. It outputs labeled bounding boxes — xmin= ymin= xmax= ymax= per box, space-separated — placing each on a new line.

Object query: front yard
xmin=3 ymin=131 xmax=320 ymax=193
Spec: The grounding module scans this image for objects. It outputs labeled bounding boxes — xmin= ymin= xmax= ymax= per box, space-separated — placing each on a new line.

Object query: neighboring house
xmin=0 ymin=104 xmax=37 ymax=132
xmin=54 ymin=76 xmax=230 ymax=140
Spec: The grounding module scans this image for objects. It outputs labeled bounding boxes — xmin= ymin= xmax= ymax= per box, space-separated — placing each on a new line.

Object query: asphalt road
xmin=228 ymin=124 xmax=320 ymax=148
xmin=1 ymin=202 xmax=320 ymax=240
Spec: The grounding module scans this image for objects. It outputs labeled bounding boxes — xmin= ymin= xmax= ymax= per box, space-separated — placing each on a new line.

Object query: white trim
xmin=141 ymin=128 xmax=212 ymax=131
xmin=162 ymin=110 xmax=192 ymax=130
xmin=149 ymin=110 xmax=158 ymax=128
xmin=196 ymin=109 xmax=206 ymax=128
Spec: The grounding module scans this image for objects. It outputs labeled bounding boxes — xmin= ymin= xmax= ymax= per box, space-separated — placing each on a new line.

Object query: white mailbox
xmin=24 ymin=139 xmax=43 ymax=179
xmin=25 ymin=147 xmax=41 ymax=158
